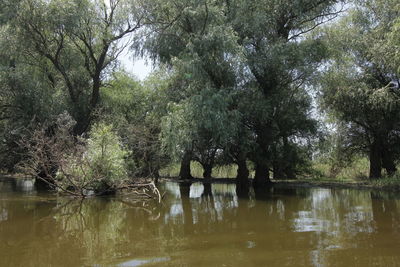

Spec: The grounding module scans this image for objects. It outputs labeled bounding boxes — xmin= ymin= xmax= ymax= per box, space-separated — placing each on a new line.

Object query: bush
xmin=21 ymin=113 xmax=131 ymax=196
xmin=57 ymin=123 xmax=129 ymax=193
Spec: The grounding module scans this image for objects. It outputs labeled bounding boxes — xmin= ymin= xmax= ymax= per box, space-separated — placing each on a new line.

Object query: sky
xmin=119 ymin=50 xmax=153 ymax=80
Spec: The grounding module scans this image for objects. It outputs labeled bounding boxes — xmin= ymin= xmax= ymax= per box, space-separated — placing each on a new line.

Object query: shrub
xmin=21 ymin=113 xmax=131 ymax=196
xmin=57 ymin=123 xmax=130 ymax=194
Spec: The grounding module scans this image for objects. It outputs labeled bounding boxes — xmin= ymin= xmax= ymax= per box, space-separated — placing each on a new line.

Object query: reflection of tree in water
xmin=0 ymin=177 xmax=36 ymax=195
xmin=367 ymin=195 xmax=400 ymax=266
xmin=3 ymin=179 xmax=400 ymax=266
xmin=50 ymin=197 xmax=181 ymax=266
xmin=0 ymin=193 xmax=181 ymax=266
xmin=289 ymin=188 xmax=400 ymax=267
xmin=53 ymin=198 xmax=129 ymax=261
xmin=371 ymin=190 xmax=400 ymax=235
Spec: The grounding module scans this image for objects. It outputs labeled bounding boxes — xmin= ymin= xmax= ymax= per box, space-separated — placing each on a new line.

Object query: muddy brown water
xmin=1 ymin=177 xmax=400 ymax=267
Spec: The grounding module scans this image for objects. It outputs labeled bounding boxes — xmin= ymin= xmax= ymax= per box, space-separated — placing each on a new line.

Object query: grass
xmin=310 ymin=157 xmax=369 ymax=182
xmin=159 ymin=157 xmax=400 ymax=191
xmin=306 ymin=157 xmax=400 ymax=190
xmin=370 ymin=176 xmax=400 ymax=187
xmin=160 ymin=157 xmax=371 ymax=182
xmin=159 ymin=162 xmax=239 ymax=179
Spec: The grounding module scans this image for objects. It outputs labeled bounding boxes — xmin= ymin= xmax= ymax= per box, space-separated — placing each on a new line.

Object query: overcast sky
xmin=119 ymin=47 xmax=153 ymax=80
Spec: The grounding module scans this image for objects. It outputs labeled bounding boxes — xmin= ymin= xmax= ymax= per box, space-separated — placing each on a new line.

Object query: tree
xmin=0 ymin=0 xmax=153 ymax=183
xmin=9 ymin=0 xmax=146 ymax=135
xmin=161 ymin=88 xmax=240 ymax=180
xmin=143 ymin=0 xmax=243 ymax=180
xmin=0 ymin=23 xmax=66 ymax=171
xmin=319 ymin=0 xmax=400 ymax=178
xmin=0 ymin=0 xmax=22 ymax=25
xmin=141 ymin=0 xmax=337 ymax=187
xmin=225 ymin=0 xmax=340 ymax=185
xmin=102 ymin=70 xmax=170 ymax=179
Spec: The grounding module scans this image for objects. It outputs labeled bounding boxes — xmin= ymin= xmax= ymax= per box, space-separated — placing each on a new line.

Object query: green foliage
xmin=370 ymin=175 xmax=400 ymax=188
xmin=318 ymin=0 xmax=400 ymax=178
xmin=161 ymin=88 xmax=239 ymax=159
xmin=0 ymin=0 xmax=147 ymax=172
xmin=312 ymin=157 xmax=369 ymax=181
xmin=101 ymin=71 xmax=170 ymax=177
xmin=4 ymin=0 xmax=147 ymax=134
xmin=0 ymin=0 xmax=22 ymax=25
xmin=57 ymin=123 xmax=129 ymax=192
xmin=4 ymin=0 xmax=400 ymax=188
xmin=0 ymin=26 xmax=67 ymax=171
xmin=143 ymin=0 xmax=247 ymax=179
xmin=87 ymin=123 xmax=128 ymax=185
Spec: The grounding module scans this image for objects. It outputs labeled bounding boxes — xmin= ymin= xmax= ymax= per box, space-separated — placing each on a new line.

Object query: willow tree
xmin=223 ymin=0 xmax=341 ymax=186
xmin=0 ymin=8 xmax=67 ymax=171
xmin=319 ymin=0 xmax=400 ymax=179
xmin=101 ymin=71 xmax=171 ymax=179
xmin=8 ymin=0 xmax=146 ymax=135
xmin=143 ymin=0 xmax=243 ymax=180
xmin=0 ymin=0 xmax=22 ymax=25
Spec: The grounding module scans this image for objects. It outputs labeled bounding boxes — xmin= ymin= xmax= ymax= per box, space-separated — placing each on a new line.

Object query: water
xmin=1 ymin=177 xmax=400 ymax=266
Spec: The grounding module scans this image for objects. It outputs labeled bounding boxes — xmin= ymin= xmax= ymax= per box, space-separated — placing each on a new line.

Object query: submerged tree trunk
xmin=381 ymin=145 xmax=397 ymax=176
xmin=202 ymin=163 xmax=213 ymax=180
xmin=197 ymin=149 xmax=216 ymax=180
xmin=369 ymin=139 xmax=382 ymax=179
xmin=254 ymin=161 xmax=271 ymax=187
xmin=236 ymin=155 xmax=249 ymax=192
xmin=179 ymin=151 xmax=193 ymax=180
xmin=273 ymin=162 xmax=285 ymax=180
xmin=284 ymin=167 xmax=296 ymax=180
xmin=253 ymin=126 xmax=272 ymax=187
xmin=282 ymin=137 xmax=296 ymax=179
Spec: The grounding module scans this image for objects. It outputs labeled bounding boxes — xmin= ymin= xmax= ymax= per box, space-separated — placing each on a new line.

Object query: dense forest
xmin=0 ymin=0 xmax=399 ymax=195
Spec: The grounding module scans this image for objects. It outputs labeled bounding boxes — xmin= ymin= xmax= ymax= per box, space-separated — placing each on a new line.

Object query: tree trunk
xmin=202 ymin=163 xmax=213 ymax=180
xmin=284 ymin=167 xmax=296 ymax=180
xmin=73 ymin=113 xmax=91 ymax=136
xmin=35 ymin=176 xmax=54 ymax=190
xmin=236 ymin=156 xmax=249 ymax=192
xmin=254 ymin=161 xmax=271 ymax=187
xmin=153 ymin=170 xmax=160 ymax=184
xmin=179 ymin=151 xmax=193 ymax=180
xmin=381 ymin=146 xmax=397 ymax=176
xmin=369 ymin=139 xmax=382 ymax=179
xmin=282 ymin=137 xmax=295 ymax=179
xmin=253 ymin=126 xmax=272 ymax=187
xmin=273 ymin=162 xmax=285 ymax=180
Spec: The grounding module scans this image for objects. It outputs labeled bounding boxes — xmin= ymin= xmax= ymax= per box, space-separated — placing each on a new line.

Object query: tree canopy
xmin=1 ymin=0 xmax=400 ymax=193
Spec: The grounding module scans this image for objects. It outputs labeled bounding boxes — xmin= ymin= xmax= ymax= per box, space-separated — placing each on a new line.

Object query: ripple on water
xmin=112 ymin=257 xmax=171 ymax=267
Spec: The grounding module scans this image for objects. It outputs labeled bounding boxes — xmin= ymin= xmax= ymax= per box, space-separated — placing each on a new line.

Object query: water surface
xmin=1 ymin=177 xmax=400 ymax=266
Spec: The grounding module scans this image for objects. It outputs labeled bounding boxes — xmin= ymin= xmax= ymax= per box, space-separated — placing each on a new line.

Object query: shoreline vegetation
xmin=5 ymin=172 xmax=400 ymax=193
xmin=3 ymin=152 xmax=399 ymax=196
xmin=1 ymin=173 xmax=162 ymax=200
xmin=1 ymin=0 xmax=399 ymax=197
xmin=157 ymin=159 xmax=400 ymax=191
xmin=160 ymin=177 xmax=400 ymax=192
